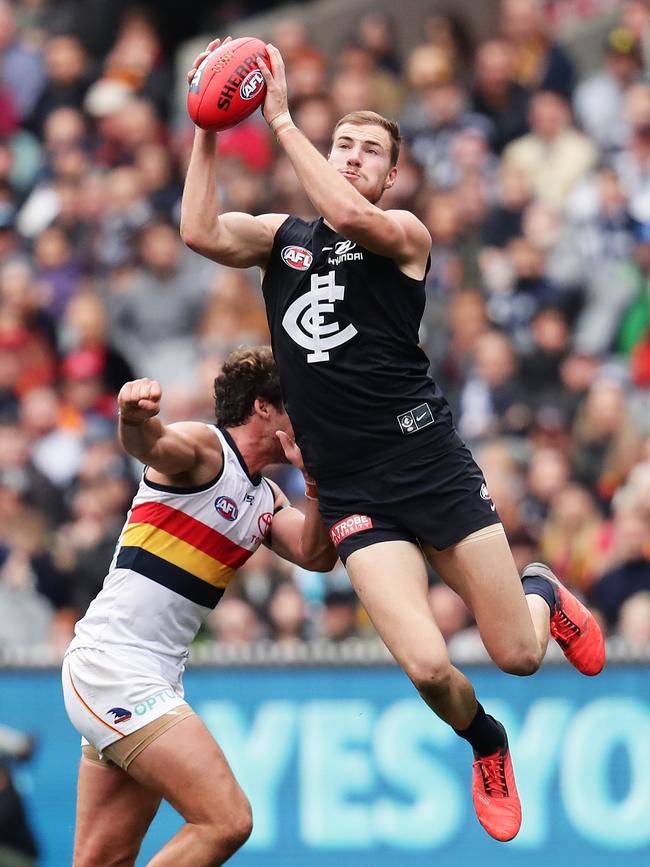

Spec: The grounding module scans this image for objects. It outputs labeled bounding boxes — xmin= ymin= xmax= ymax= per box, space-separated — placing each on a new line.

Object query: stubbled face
xmin=328 ymin=122 xmax=396 ymax=205
xmin=267 ymin=404 xmax=294 ymax=463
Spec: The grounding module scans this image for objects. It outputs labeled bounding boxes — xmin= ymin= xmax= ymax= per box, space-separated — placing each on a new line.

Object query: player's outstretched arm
xmin=180 ymin=37 xmax=286 ymax=269
xmin=265 ymin=432 xmax=337 ymax=572
xmin=118 ymin=379 xmax=220 ymax=479
xmin=257 ymin=44 xmax=431 ymax=271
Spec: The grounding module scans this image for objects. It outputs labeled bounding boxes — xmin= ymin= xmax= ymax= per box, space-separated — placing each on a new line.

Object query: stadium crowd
xmin=0 ymin=0 xmax=649 ymax=658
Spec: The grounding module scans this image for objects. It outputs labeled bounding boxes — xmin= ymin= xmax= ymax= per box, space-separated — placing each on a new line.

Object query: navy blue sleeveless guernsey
xmin=262 ymin=216 xmax=453 ymax=480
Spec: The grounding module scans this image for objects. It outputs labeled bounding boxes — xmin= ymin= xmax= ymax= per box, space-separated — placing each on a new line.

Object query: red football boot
xmin=472 ymin=723 xmax=522 ymax=842
xmin=522 ymin=562 xmax=606 ymax=676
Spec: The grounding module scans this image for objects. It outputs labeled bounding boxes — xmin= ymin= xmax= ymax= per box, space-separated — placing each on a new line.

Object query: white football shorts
xmin=62 ymin=645 xmax=187 ymax=754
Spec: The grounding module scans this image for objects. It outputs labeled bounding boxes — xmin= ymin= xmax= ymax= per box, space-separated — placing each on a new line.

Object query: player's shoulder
xmin=264 ymin=476 xmax=290 ymax=511
xmin=265 ymin=213 xmax=320 ymax=256
xmin=386 ymin=209 xmax=431 ymax=237
xmin=256 ymin=213 xmax=293 ymax=235
xmin=167 ymin=421 xmax=222 ymax=453
xmin=383 ymin=209 xmax=432 ymax=261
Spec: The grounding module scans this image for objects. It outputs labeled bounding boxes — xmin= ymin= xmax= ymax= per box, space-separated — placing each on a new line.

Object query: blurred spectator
xmin=93 ymin=165 xmax=152 ymax=270
xmin=60 ymin=290 xmax=135 ymax=394
xmin=422 ymin=191 xmax=466 ymax=300
xmin=354 ymin=11 xmax=401 ymax=75
xmin=100 ymin=8 xmax=172 ymax=120
xmin=0 ymin=259 xmax=57 ymax=398
xmin=621 ymin=0 xmax=650 ymax=70
xmin=618 ymin=220 xmax=650 ymax=364
xmin=0 ymin=507 xmax=72 ymax=653
xmin=483 ymin=237 xmax=570 ymax=344
xmin=319 ymin=589 xmax=360 ymax=642
xmin=0 ymin=191 xmax=21 ymax=261
xmin=28 ymin=33 xmax=92 ymax=135
xmin=540 ymin=483 xmax=608 ymax=592
xmin=471 ymin=39 xmax=530 ymax=154
xmin=208 ymin=597 xmax=263 ymax=644
xmin=503 ymin=91 xmax=597 ymax=209
xmin=574 ymin=27 xmax=643 ymax=153
xmin=0 ymin=0 xmax=45 ymax=121
xmin=268 ymin=582 xmax=307 ymax=643
xmin=33 ymin=225 xmax=83 ymax=319
xmin=200 ymin=269 xmax=270 ymax=355
xmin=291 ymin=95 xmax=336 ymax=155
xmin=613 ymin=82 xmax=650 ymax=217
xmin=482 ymin=163 xmax=531 ymax=247
xmin=459 ymin=330 xmax=530 ymax=442
xmin=334 ymin=41 xmax=403 ymax=117
xmin=571 ymin=377 xmax=643 ymax=502
xmin=565 ymin=167 xmax=636 ymax=356
xmin=499 ymin=0 xmax=575 ymax=98
xmin=0 ymin=723 xmax=38 ymax=867
xmin=428 ymin=583 xmax=472 ymax=642
xmin=520 ymin=306 xmax=570 ymax=413
xmin=133 ymin=141 xmax=182 ymax=216
xmin=521 ymin=445 xmax=571 ymax=536
xmin=589 ymin=506 xmax=650 ymax=628
xmin=107 ymin=220 xmax=211 ymax=385
xmin=421 ymin=11 xmax=475 ymax=76
xmin=19 ymin=386 xmax=82 ymax=488
xmin=617 ymin=591 xmax=650 ymax=646
xmin=54 ymin=443 xmax=133 ymax=619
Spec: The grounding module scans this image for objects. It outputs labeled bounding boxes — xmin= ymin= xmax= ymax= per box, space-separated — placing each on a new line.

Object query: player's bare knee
xmin=495 ymin=645 xmax=541 ymax=677
xmin=405 ymin=657 xmax=452 ymax=695
xmin=228 ymin=799 xmax=253 ymax=850
xmin=203 ymin=796 xmax=252 ymax=857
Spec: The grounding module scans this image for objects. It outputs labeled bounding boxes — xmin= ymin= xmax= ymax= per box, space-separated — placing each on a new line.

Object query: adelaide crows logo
xmin=282 ymin=271 xmax=358 ymax=363
xmin=107 ymin=707 xmax=132 ymax=724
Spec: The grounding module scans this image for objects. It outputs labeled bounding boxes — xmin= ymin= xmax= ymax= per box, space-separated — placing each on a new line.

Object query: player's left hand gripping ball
xmin=187 ymin=35 xmax=269 ymax=131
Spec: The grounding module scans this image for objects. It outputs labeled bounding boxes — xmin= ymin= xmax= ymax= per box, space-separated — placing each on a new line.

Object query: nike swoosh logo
xmin=490 ymin=504 xmax=496 ymax=511
xmin=416 ymin=412 xmax=428 ymax=422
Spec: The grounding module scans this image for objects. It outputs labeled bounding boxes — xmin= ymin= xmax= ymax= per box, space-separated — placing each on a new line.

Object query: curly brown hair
xmin=214 ymin=346 xmax=284 ymax=427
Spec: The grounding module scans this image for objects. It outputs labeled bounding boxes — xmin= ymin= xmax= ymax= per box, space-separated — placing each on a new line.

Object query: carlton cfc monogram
xmin=282 ymin=271 xmax=358 ymax=363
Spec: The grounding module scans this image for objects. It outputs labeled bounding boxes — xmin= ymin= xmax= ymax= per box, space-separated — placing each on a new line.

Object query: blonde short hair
xmin=333 ymin=110 xmax=401 ymax=167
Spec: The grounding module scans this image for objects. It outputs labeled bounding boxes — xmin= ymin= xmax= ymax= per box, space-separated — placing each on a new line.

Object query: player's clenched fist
xmin=118 ymin=378 xmax=162 ymax=425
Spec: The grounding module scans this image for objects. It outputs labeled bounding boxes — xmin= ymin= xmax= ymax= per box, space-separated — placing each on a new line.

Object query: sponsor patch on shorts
xmin=397 ymin=403 xmax=434 ymax=435
xmin=330 ymin=514 xmax=373 ymax=545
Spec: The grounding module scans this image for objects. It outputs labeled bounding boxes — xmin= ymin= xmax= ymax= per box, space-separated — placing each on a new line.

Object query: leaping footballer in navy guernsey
xmin=181 ymin=36 xmax=605 ymax=843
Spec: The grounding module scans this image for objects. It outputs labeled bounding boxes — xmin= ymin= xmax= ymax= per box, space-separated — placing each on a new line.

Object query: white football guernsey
xmin=70 ymin=426 xmax=275 ymax=664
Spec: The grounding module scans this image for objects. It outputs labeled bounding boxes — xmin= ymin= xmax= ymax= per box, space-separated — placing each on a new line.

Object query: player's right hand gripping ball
xmin=187 ymin=36 xmax=269 ymax=131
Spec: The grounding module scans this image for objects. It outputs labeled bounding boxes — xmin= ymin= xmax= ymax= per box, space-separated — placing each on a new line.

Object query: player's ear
xmin=384 ymin=166 xmax=397 ymax=190
xmin=253 ymin=397 xmax=270 ymax=418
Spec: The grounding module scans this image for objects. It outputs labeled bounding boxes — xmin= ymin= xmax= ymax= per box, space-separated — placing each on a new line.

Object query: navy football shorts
xmin=317 ymin=428 xmax=501 ymax=564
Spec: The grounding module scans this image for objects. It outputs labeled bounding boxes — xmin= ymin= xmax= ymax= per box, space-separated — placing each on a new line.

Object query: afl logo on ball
xmin=215 ymin=496 xmax=239 ymax=521
xmin=240 ymin=69 xmax=265 ymax=100
xmin=281 ymin=245 xmax=313 ymax=271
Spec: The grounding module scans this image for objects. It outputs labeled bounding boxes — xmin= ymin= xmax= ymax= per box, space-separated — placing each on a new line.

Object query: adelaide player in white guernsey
xmin=181 ymin=38 xmax=605 ymax=845
xmin=62 ymin=347 xmax=336 ymax=866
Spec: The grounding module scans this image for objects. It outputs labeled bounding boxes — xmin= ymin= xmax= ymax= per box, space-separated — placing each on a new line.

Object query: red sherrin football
xmin=187 ymin=37 xmax=269 ymax=132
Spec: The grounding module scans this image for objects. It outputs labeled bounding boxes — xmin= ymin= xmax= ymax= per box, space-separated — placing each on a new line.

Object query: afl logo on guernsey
xmin=215 ymin=496 xmax=239 ymax=521
xmin=281 ymin=245 xmax=313 ymax=271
